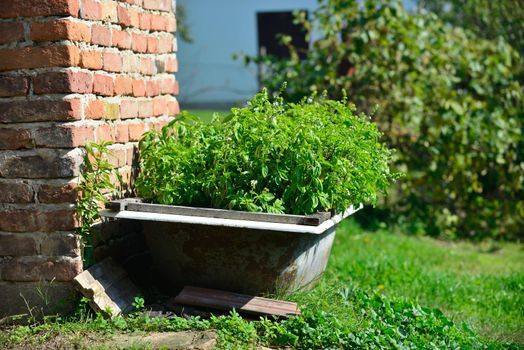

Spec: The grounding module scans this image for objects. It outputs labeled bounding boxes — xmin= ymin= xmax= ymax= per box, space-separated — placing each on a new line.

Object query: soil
xmin=5 ymin=330 xmax=218 ymax=350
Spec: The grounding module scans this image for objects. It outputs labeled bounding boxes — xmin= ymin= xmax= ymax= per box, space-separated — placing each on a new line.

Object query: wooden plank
xmin=73 ymin=258 xmax=141 ymax=317
xmin=174 ymin=286 xmax=301 ymax=318
xmin=109 ymin=200 xmax=332 ymax=226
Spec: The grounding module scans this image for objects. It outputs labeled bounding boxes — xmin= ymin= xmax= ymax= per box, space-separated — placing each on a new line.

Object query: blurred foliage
xmin=176 ymin=3 xmax=193 ymax=43
xmin=417 ymin=0 xmax=524 ymax=55
xmin=242 ymin=0 xmax=524 ymax=240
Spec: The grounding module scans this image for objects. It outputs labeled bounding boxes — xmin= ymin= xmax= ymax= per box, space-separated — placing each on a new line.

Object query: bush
xmin=417 ymin=0 xmax=524 ymax=55
xmin=135 ymin=90 xmax=397 ymax=215
xmin=242 ymin=0 xmax=524 ymax=239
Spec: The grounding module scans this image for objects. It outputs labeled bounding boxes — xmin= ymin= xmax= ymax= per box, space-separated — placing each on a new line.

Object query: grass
xmin=1 ymin=220 xmax=522 ymax=349
xmin=290 ymin=219 xmax=523 ymax=345
xmin=186 ymin=109 xmax=228 ymax=123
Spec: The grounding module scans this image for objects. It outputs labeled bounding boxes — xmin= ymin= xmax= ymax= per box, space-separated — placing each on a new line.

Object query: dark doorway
xmin=257 ymin=11 xmax=308 ymax=59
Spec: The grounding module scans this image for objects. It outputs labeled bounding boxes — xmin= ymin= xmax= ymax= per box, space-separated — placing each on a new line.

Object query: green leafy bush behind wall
xmin=136 ymin=91 xmax=397 ymax=215
xmin=243 ymin=0 xmax=524 ymax=239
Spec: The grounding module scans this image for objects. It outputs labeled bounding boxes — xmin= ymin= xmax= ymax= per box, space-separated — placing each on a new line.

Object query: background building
xmin=177 ymin=0 xmax=317 ymax=109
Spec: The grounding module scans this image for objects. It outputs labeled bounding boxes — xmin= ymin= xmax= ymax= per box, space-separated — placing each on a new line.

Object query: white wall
xmin=177 ymin=0 xmax=317 ymax=107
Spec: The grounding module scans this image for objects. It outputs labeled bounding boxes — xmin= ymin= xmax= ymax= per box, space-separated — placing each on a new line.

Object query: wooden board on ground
xmin=73 ymin=258 xmax=141 ymax=317
xmin=174 ymin=286 xmax=301 ymax=318
xmin=107 ymin=199 xmax=332 ymax=226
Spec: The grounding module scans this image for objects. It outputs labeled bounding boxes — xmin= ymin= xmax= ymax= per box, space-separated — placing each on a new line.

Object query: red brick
xmin=80 ymin=50 xmax=103 ymax=70
xmin=33 ymin=124 xmax=95 ymax=148
xmin=95 ymin=123 xmax=112 ymax=142
xmin=0 ymin=257 xmax=82 ymax=282
xmin=128 ymin=122 xmax=146 ymax=141
xmin=33 ymin=70 xmax=93 ymax=94
xmin=122 ymin=54 xmax=140 ymax=73
xmin=100 ymin=1 xmax=118 ymax=22
xmin=128 ymin=8 xmax=140 ymax=26
xmin=167 ymin=98 xmax=179 ymax=115
xmin=0 ymin=22 xmax=24 ymax=44
xmin=112 ymin=123 xmax=129 ymax=142
xmin=120 ymin=99 xmax=138 ymax=119
xmin=0 ymin=180 xmax=34 ymax=203
xmin=38 ymin=182 xmax=78 ymax=204
xmin=131 ymin=33 xmax=147 ymax=53
xmin=117 ymin=4 xmax=139 ymax=27
xmin=112 ymin=29 xmax=131 ymax=49
xmin=125 ymin=144 xmax=135 ymax=165
xmin=149 ymin=118 xmax=168 ymax=131
xmin=150 ymin=14 xmax=167 ymax=31
xmin=103 ymin=102 xmax=120 ymax=119
xmin=143 ymin=0 xmax=171 ymax=12
xmin=0 ymin=75 xmax=28 ymax=97
xmin=114 ymin=76 xmax=133 ymax=95
xmin=103 ymin=51 xmax=122 ymax=72
xmin=0 ymin=0 xmax=79 ymax=18
xmin=166 ymin=16 xmax=176 ymax=32
xmin=147 ymin=36 xmax=159 ymax=53
xmin=0 ymin=128 xmax=33 ymax=150
xmin=30 ymin=19 xmax=91 ymax=42
xmin=0 ymin=99 xmax=82 ymax=123
xmin=81 ymin=0 xmax=101 ymax=20
xmin=140 ymin=57 xmax=155 ymax=75
xmin=0 ymin=149 xmax=82 ymax=178
xmin=86 ymin=99 xmax=104 ymax=119
xmin=106 ymin=147 xmax=126 ymax=167
xmin=132 ymin=79 xmax=146 ymax=96
xmin=92 ymin=24 xmax=112 ymax=46
xmin=153 ymin=97 xmax=166 ymax=116
xmin=0 ymin=208 xmax=77 ymax=232
xmin=173 ymin=80 xmax=179 ymax=95
xmin=0 ymin=233 xmax=38 ymax=256
xmin=41 ymin=233 xmax=81 ymax=257
xmin=138 ymin=99 xmax=153 ymax=117
xmin=158 ymin=35 xmax=173 ymax=53
xmin=146 ymin=80 xmax=161 ymax=96
xmin=0 ymin=45 xmax=80 ymax=72
xmin=93 ymin=74 xmax=114 ymax=96
xmin=165 ymin=55 xmax=178 ymax=73
xmin=160 ymin=76 xmax=176 ymax=95
xmin=139 ymin=12 xmax=151 ymax=30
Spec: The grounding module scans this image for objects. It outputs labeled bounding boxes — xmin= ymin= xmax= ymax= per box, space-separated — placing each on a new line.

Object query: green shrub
xmin=242 ymin=0 xmax=524 ymax=239
xmin=135 ymin=90 xmax=397 ymax=215
xmin=417 ymin=0 xmax=524 ymax=55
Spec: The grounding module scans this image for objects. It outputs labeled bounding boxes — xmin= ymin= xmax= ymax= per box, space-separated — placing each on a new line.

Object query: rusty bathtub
xmin=101 ymin=202 xmax=361 ymax=295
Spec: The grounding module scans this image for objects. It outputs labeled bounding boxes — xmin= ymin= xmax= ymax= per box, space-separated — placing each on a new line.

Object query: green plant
xmin=241 ymin=0 xmax=524 ymax=239
xmin=136 ymin=90 xmax=398 ymax=215
xmin=77 ymin=141 xmax=122 ymax=265
xmin=132 ymin=296 xmax=145 ymax=311
xmin=417 ymin=0 xmax=524 ymax=55
xmin=1 ymin=222 xmax=522 ymax=348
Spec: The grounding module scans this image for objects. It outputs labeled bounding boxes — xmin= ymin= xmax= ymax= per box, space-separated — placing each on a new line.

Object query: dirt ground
xmin=5 ymin=330 xmax=218 ymax=350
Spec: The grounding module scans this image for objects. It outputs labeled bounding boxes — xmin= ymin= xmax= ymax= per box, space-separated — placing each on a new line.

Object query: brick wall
xmin=0 ymin=0 xmax=178 ymax=317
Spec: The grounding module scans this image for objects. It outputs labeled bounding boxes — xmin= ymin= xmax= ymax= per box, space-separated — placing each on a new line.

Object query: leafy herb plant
xmin=136 ymin=90 xmax=398 ymax=215
xmin=77 ymin=141 xmax=122 ymax=265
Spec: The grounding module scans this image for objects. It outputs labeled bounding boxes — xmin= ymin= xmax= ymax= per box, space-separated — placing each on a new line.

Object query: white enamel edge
xmin=100 ymin=204 xmax=362 ymax=234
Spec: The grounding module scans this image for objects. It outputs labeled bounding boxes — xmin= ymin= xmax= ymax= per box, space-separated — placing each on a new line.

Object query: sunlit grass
xmin=295 ymin=218 xmax=524 ymax=344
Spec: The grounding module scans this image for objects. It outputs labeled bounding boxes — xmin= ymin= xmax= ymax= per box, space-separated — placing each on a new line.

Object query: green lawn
xmin=1 ymin=220 xmax=522 ymax=349
xmin=187 ymin=109 xmax=228 ymax=123
xmin=291 ymin=219 xmax=524 ymax=345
